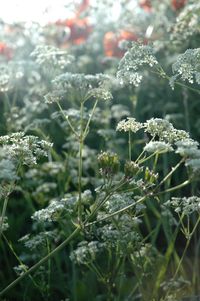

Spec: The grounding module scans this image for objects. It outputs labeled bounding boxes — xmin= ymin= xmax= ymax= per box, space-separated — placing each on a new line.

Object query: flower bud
xmin=124 ymin=161 xmax=142 ymax=179
xmin=98 ymin=151 xmax=120 ymax=176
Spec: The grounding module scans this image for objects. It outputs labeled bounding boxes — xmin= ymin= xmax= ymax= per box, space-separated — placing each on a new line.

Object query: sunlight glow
xmin=0 ymin=0 xmax=71 ymax=24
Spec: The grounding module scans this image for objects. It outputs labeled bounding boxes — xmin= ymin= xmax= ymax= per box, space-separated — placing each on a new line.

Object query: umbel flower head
xmin=116 ymin=118 xmax=143 ymax=133
xmin=31 ymin=45 xmax=75 ymax=74
xmin=144 ymin=141 xmax=173 ymax=154
xmin=0 ymin=132 xmax=52 ymax=166
xmin=117 ymin=42 xmax=158 ymax=87
xmin=170 ymin=2 xmax=200 ymax=43
xmin=170 ymin=48 xmax=200 ymax=89
xmin=144 ymin=118 xmax=189 ymax=143
xmin=47 ymin=73 xmax=112 ymax=103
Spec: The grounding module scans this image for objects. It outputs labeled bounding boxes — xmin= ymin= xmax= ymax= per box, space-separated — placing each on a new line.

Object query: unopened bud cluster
xmin=98 ymin=151 xmax=120 ymax=176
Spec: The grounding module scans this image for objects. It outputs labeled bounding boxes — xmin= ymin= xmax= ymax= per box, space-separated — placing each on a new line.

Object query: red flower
xmin=55 ymin=0 xmax=92 ymax=45
xmin=65 ymin=18 xmax=92 ymax=45
xmin=139 ymin=0 xmax=152 ymax=12
xmin=56 ymin=18 xmax=92 ymax=45
xmin=171 ymin=0 xmax=186 ymax=10
xmin=0 ymin=42 xmax=13 ymax=60
xmin=76 ymin=0 xmax=90 ymax=16
xmin=104 ymin=31 xmax=139 ymax=58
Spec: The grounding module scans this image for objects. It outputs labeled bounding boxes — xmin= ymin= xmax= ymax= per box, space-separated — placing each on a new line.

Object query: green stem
xmin=2 ymin=234 xmax=44 ymax=297
xmin=157 ymin=179 xmax=190 ymax=195
xmin=138 ymin=151 xmax=157 ymax=164
xmin=0 ymin=193 xmax=10 ymax=239
xmin=157 ymin=158 xmax=184 ymax=189
xmin=152 ymin=66 xmax=200 ymax=95
xmin=128 ymin=130 xmax=131 ymax=161
xmin=83 ymin=99 xmax=98 ymax=139
xmin=0 ymin=227 xmax=81 ymax=297
xmin=86 ymin=195 xmax=147 ymax=226
xmin=174 ymin=215 xmax=200 ymax=279
xmin=165 ymin=215 xmax=200 ymax=300
xmin=78 ymin=101 xmax=84 ymax=223
xmin=56 ymin=101 xmax=79 ymax=139
xmin=183 ymin=89 xmax=190 ymax=133
xmin=0 ymin=188 xmax=115 ymax=297
xmin=153 ymin=153 xmax=159 ymax=172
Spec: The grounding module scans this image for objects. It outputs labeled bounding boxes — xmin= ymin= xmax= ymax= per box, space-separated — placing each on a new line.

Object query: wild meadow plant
xmin=0 ymin=33 xmax=200 ymax=301
xmin=0 ymin=0 xmax=200 ymax=292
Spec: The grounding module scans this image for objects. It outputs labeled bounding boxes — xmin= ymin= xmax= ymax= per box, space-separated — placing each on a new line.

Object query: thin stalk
xmin=83 ymin=99 xmax=98 ymax=139
xmin=153 ymin=153 xmax=159 ymax=172
xmin=0 ymin=193 xmax=10 ymax=239
xmin=183 ymin=89 xmax=190 ymax=133
xmin=152 ymin=217 xmax=183 ymax=299
xmin=173 ymin=215 xmax=200 ymax=280
xmin=135 ymin=137 xmax=155 ymax=163
xmin=151 ymin=68 xmax=200 ymax=95
xmin=157 ymin=179 xmax=190 ymax=195
xmin=165 ymin=215 xmax=200 ymax=300
xmin=56 ymin=101 xmax=79 ymax=139
xmin=157 ymin=158 xmax=184 ymax=189
xmin=86 ymin=195 xmax=147 ymax=226
xmin=128 ymin=130 xmax=131 ymax=161
xmin=2 ymin=234 xmax=44 ymax=298
xmin=138 ymin=151 xmax=157 ymax=164
xmin=0 ymin=187 xmax=115 ymax=297
xmin=0 ymin=227 xmax=81 ymax=297
xmin=46 ymin=238 xmax=51 ymax=298
xmin=78 ymin=101 xmax=84 ymax=223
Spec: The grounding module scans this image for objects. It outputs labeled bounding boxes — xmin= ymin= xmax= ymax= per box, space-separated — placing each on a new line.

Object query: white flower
xmin=116 ymin=118 xmax=143 ymax=133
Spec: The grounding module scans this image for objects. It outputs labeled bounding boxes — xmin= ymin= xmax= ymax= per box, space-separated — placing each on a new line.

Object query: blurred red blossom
xmin=56 ymin=18 xmax=92 ymax=45
xmin=104 ymin=31 xmax=140 ymax=58
xmin=0 ymin=42 xmax=13 ymax=60
xmin=76 ymin=0 xmax=90 ymax=16
xmin=55 ymin=0 xmax=92 ymax=45
xmin=171 ymin=0 xmax=187 ymax=10
xmin=139 ymin=0 xmax=152 ymax=12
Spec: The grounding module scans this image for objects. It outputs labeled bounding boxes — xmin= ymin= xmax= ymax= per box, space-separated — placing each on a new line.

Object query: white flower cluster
xmin=0 ymin=155 xmax=18 ymax=182
xmin=32 ymin=190 xmax=93 ymax=222
xmin=19 ymin=230 xmax=57 ymax=250
xmin=0 ymin=64 xmax=13 ymax=92
xmin=32 ymin=198 xmax=67 ymax=222
xmin=116 ymin=117 xmax=143 ymax=133
xmin=87 ymin=87 xmax=113 ymax=101
xmin=176 ymin=139 xmax=200 ymax=174
xmin=117 ymin=42 xmax=158 ymax=87
xmin=144 ymin=118 xmax=189 ymax=143
xmin=13 ymin=264 xmax=29 ymax=276
xmin=0 ymin=132 xmax=52 ymax=166
xmin=175 ymin=139 xmax=200 ymax=158
xmin=144 ymin=141 xmax=173 ymax=153
xmin=185 ymin=158 xmax=200 ymax=174
xmin=105 ymin=192 xmax=137 ymax=214
xmin=165 ymin=196 xmax=200 ymax=215
xmin=0 ymin=216 xmax=9 ymax=232
xmin=70 ymin=241 xmax=104 ymax=265
xmin=170 ymin=2 xmax=200 ymax=43
xmin=48 ymin=73 xmax=112 ymax=103
xmin=170 ymin=48 xmax=200 ymax=89
xmin=31 ymin=45 xmax=74 ymax=71
xmin=98 ymin=220 xmax=141 ymax=251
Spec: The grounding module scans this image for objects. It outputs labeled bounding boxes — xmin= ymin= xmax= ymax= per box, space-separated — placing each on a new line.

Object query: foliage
xmin=0 ymin=1 xmax=200 ymax=301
